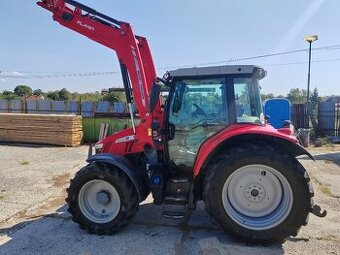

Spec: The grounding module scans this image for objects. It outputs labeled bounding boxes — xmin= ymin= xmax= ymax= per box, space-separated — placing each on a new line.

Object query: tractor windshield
xmin=233 ymin=78 xmax=263 ymax=124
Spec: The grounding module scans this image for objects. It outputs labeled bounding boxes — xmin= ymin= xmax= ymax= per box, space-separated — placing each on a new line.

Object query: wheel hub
xmin=96 ymin=191 xmax=111 ymax=205
xmin=244 ymin=183 xmax=265 ymax=203
xmin=250 ymin=189 xmax=259 ymax=197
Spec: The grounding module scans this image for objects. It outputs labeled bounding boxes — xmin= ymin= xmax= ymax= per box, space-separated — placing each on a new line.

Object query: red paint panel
xmin=193 ymin=124 xmax=298 ymax=176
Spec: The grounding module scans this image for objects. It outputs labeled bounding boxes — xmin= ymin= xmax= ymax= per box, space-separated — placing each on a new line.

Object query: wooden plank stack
xmin=0 ymin=113 xmax=83 ymax=146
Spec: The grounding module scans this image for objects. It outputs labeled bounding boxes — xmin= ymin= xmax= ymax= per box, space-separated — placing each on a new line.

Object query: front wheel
xmin=203 ymin=145 xmax=313 ymax=243
xmin=66 ymin=163 xmax=139 ymax=234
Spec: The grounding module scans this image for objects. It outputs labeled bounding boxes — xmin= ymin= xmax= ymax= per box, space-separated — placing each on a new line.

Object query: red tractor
xmin=38 ymin=0 xmax=326 ymax=243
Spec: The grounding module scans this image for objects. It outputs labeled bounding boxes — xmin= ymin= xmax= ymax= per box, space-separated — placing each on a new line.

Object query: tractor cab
xmin=165 ymin=65 xmax=266 ymax=173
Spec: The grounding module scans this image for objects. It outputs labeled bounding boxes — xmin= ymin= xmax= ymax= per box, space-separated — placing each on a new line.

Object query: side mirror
xmin=149 ymin=82 xmax=161 ymax=112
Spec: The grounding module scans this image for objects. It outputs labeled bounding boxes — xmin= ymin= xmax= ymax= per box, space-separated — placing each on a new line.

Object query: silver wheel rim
xmin=222 ymin=164 xmax=293 ymax=230
xmin=78 ymin=180 xmax=121 ymax=224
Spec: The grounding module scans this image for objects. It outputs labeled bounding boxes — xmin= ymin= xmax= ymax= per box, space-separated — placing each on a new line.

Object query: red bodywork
xmin=37 ymin=0 xmax=299 ymax=176
xmin=193 ymin=124 xmax=298 ymax=176
xmin=37 ymin=0 xmax=163 ymax=156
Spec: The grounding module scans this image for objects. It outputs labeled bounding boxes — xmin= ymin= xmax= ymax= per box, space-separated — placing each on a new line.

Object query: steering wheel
xmin=192 ymin=103 xmax=207 ymax=118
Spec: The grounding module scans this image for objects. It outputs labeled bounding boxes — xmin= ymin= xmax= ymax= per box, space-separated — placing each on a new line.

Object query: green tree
xmin=33 ymin=89 xmax=43 ymax=96
xmin=14 ymin=85 xmax=32 ymax=97
xmin=102 ymin=92 xmax=119 ymax=103
xmin=1 ymin=90 xmax=18 ymax=100
xmin=46 ymin=91 xmax=60 ymax=101
xmin=114 ymin=91 xmax=126 ymax=102
xmin=286 ymin=88 xmax=307 ymax=104
xmin=108 ymin=89 xmax=125 ymax=102
xmin=309 ymin=87 xmax=321 ymax=130
xmin=261 ymin=93 xmax=275 ymax=101
xmin=58 ymin=88 xmax=70 ymax=101
xmin=310 ymin=87 xmax=321 ymax=111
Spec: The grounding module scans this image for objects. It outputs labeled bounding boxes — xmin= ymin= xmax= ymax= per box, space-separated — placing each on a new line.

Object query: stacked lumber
xmin=0 ymin=113 xmax=83 ymax=146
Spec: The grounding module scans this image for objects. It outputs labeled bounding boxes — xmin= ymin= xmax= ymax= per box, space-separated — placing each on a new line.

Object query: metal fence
xmin=318 ymin=101 xmax=340 ymax=137
xmin=290 ymin=102 xmax=340 ymax=137
xmin=291 ymin=104 xmax=308 ymax=130
xmin=0 ymin=99 xmax=127 ymax=117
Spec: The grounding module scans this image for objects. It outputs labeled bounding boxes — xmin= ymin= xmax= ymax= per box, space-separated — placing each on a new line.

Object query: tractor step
xmin=162 ymin=204 xmax=187 ymax=219
xmin=168 ymin=178 xmax=189 ymax=183
xmin=164 ymin=195 xmax=187 ymax=205
xmin=162 ymin=193 xmax=188 ymax=219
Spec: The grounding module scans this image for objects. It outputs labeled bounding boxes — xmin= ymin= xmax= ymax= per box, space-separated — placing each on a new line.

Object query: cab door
xmin=166 ymin=77 xmax=229 ymax=173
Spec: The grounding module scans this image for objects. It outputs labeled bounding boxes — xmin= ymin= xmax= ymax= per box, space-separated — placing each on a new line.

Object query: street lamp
xmin=303 ymin=34 xmax=318 ymax=128
xmin=304 ymin=35 xmax=318 ymax=104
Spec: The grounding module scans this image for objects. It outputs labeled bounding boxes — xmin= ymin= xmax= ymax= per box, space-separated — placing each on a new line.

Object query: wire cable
xmin=157 ymin=44 xmax=340 ymax=70
xmin=1 ymin=44 xmax=340 ymax=78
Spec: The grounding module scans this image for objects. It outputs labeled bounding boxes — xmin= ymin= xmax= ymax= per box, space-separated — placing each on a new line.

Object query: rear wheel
xmin=203 ymin=145 xmax=312 ymax=243
xmin=66 ymin=163 xmax=139 ymax=234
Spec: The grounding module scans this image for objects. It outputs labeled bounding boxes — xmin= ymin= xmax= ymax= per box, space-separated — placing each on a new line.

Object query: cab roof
xmin=168 ymin=65 xmax=266 ymax=79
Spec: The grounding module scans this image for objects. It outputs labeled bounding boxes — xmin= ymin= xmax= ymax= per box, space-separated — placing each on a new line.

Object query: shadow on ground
xmin=314 ymin=152 xmax=340 ymax=167
xmin=0 ymin=142 xmax=59 ymax=149
xmin=0 ymin=202 xmax=286 ymax=255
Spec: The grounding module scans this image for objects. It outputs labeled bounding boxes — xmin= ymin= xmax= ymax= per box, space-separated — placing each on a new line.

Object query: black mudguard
xmin=291 ymin=143 xmax=315 ymax=160
xmin=87 ymin=153 xmax=149 ymax=201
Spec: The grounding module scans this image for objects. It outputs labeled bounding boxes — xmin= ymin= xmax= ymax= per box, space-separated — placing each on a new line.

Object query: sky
xmin=1 ymin=0 xmax=340 ymax=96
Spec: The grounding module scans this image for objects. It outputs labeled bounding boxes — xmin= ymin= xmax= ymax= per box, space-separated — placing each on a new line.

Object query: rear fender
xmin=193 ymin=124 xmax=314 ymax=177
xmin=193 ymin=133 xmax=314 ymax=200
xmin=199 ymin=134 xmax=314 ymax=173
xmin=87 ymin=153 xmax=149 ymax=201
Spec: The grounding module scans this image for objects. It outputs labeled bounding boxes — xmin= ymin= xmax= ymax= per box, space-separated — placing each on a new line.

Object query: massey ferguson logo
xmin=76 ymin=21 xmax=95 ymax=31
xmin=115 ymin=135 xmax=135 ymax=144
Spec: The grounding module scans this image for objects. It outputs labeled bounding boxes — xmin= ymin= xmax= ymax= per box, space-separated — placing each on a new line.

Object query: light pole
xmin=303 ymin=34 xmax=318 ymax=128
xmin=304 ymin=35 xmax=318 ymax=105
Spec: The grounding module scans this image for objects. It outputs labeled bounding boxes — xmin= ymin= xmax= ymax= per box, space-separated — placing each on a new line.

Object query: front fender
xmin=87 ymin=153 xmax=149 ymax=201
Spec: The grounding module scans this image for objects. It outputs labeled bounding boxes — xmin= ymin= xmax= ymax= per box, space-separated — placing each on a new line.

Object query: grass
xmin=311 ymin=176 xmax=333 ymax=197
xmin=20 ymin=160 xmax=30 ymax=166
xmin=314 ymin=137 xmax=334 ymax=147
xmin=0 ymin=195 xmax=5 ymax=200
xmin=319 ymin=184 xmax=332 ymax=197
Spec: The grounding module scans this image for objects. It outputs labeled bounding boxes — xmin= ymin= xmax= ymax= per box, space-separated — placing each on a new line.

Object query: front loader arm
xmin=37 ymin=0 xmax=157 ymax=118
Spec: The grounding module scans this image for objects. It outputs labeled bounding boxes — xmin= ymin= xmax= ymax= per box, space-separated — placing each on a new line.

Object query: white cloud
xmin=2 ymin=71 xmax=23 ymax=77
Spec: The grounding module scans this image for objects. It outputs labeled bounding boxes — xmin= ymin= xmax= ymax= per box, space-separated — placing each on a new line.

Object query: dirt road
xmin=0 ymin=144 xmax=339 ymax=255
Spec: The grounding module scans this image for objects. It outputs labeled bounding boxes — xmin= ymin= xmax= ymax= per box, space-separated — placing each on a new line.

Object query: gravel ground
xmin=0 ymin=144 xmax=339 ymax=255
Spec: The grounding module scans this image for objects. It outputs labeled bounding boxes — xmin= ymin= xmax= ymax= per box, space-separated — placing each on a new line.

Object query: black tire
xmin=203 ymin=144 xmax=313 ymax=243
xmin=66 ymin=162 xmax=139 ymax=235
